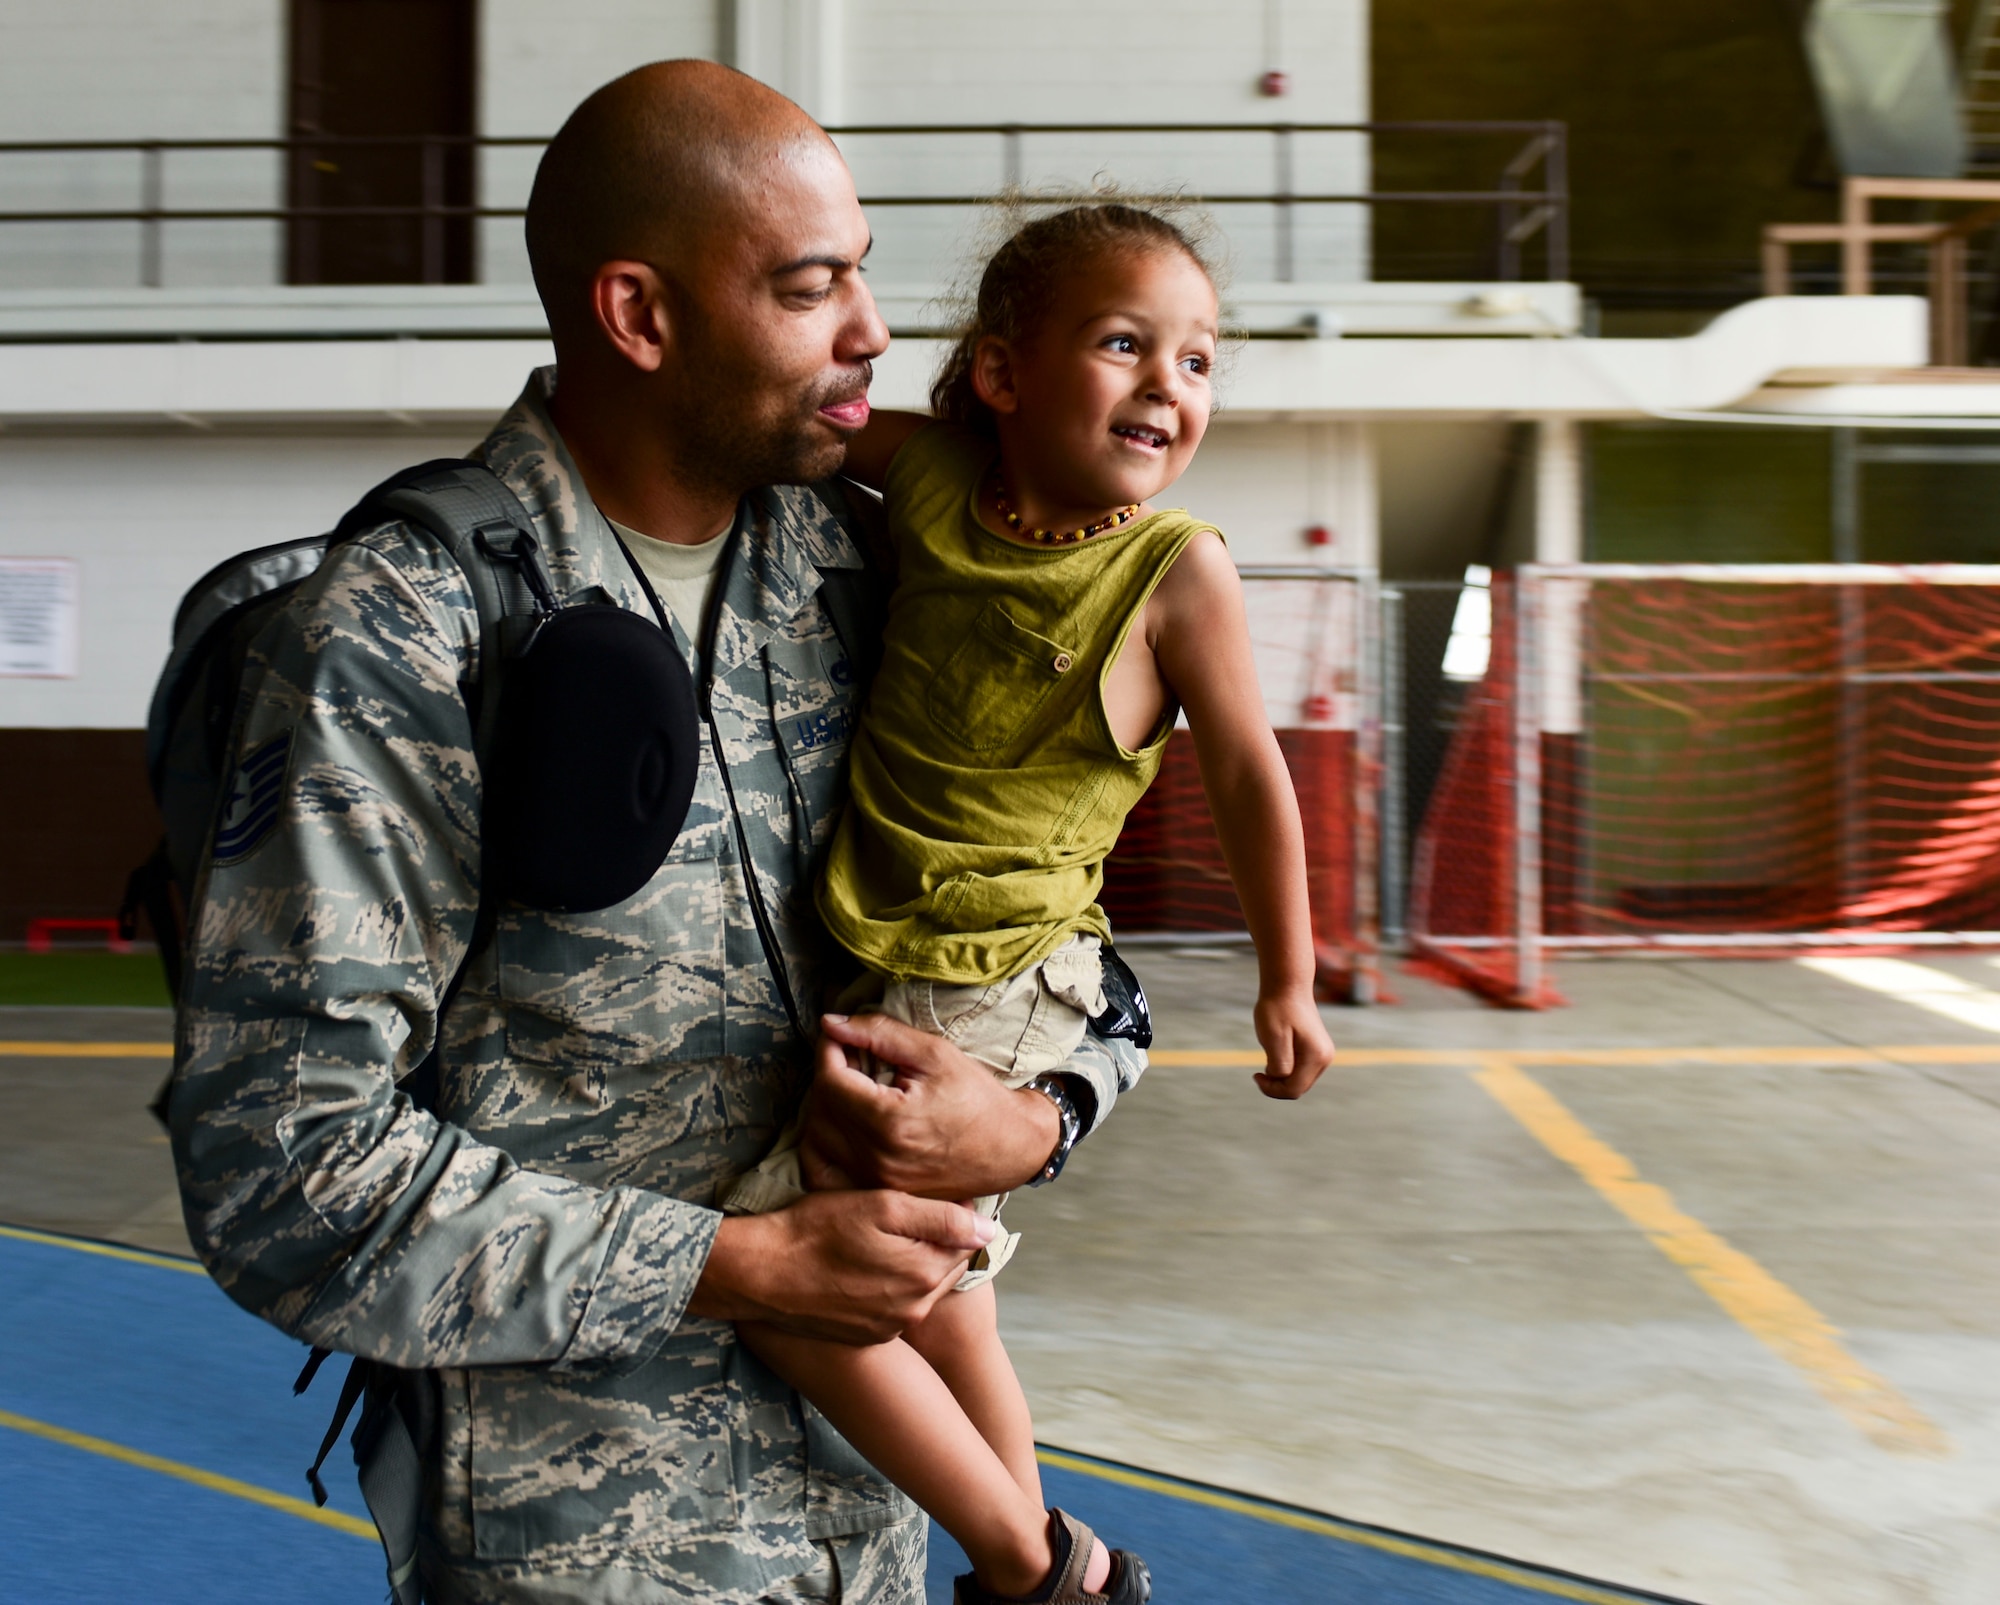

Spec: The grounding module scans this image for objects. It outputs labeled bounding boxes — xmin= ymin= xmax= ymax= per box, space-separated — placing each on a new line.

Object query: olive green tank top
xmin=816 ymin=423 xmax=1217 ymax=985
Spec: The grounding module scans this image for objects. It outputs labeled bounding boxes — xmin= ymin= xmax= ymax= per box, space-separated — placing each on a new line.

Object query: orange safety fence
xmin=1410 ymin=565 xmax=2000 ymax=1006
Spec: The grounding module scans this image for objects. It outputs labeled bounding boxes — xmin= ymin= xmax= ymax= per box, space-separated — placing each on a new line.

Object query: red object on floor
xmin=24 ymin=917 xmax=130 ymax=954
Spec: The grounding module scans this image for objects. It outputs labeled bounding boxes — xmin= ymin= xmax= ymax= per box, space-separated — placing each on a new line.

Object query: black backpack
xmin=122 ymin=457 xmax=722 ymax=1007
xmin=125 ymin=460 xmax=545 ymax=997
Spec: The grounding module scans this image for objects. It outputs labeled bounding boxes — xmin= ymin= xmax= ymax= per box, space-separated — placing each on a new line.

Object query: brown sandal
xmin=951 ymin=1508 xmax=1152 ymax=1605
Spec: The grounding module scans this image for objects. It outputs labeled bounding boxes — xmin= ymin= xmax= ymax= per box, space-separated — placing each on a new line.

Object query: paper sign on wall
xmin=0 ymin=557 xmax=81 ymax=678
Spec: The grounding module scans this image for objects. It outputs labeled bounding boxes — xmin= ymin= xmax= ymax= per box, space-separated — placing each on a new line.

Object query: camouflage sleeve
xmin=170 ymin=529 xmax=715 ymax=1371
xmin=1058 ymin=1031 xmax=1146 ymax=1138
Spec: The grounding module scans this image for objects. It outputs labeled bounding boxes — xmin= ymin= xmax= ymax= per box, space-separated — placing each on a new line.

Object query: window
xmin=287 ymin=0 xmax=477 ymax=284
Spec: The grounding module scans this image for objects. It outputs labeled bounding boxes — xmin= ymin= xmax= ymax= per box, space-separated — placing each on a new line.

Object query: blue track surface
xmin=0 ymin=1229 xmax=376 ymax=1605
xmin=0 ymin=1228 xmax=1677 ymax=1604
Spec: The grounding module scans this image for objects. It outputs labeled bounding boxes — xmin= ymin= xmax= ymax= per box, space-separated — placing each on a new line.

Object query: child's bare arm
xmin=1150 ymin=533 xmax=1335 ymax=1099
xmin=840 ymin=409 xmax=931 ymax=491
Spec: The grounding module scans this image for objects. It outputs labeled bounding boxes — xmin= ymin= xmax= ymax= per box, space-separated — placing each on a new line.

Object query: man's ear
xmin=968 ymin=336 xmax=1021 ymax=417
xmin=589 ymin=261 xmax=672 ymax=374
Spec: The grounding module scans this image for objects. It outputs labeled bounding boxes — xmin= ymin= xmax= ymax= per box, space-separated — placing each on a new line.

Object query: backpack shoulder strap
xmin=335 ymin=458 xmax=559 ymax=779
xmin=334 ymin=458 xmax=554 ymax=643
xmin=328 ymin=460 xmax=558 ymax=1110
xmin=818 ymin=567 xmax=883 ymax=687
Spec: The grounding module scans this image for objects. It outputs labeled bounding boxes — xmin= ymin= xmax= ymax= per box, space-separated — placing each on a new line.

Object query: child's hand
xmin=1252 ymin=989 xmax=1335 ymax=1100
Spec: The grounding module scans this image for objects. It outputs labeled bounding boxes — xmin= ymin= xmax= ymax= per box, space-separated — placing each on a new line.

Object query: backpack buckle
xmin=473 ymin=523 xmax=561 ymax=615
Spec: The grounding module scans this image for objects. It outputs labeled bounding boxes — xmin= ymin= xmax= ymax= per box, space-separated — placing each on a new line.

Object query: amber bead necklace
xmin=988 ymin=470 xmax=1139 ymax=545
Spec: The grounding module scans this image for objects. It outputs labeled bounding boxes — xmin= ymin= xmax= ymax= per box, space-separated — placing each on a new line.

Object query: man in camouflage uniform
xmin=168 ymin=62 xmax=1142 ymax=1605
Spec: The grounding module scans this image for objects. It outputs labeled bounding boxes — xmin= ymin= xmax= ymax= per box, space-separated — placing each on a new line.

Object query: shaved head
xmin=526 ymin=59 xmax=830 ymax=341
xmin=526 ymin=59 xmax=885 ymax=537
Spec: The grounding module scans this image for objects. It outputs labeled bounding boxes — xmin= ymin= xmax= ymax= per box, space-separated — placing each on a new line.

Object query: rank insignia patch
xmin=213 ymin=733 xmax=293 ymax=864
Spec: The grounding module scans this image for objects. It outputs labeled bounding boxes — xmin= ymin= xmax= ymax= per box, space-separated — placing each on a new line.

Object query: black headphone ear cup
xmin=482 ymin=606 xmax=700 ymax=912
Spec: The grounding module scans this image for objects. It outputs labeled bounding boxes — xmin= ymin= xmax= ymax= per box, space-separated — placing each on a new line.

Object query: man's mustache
xmin=814 ymin=363 xmax=873 ymax=409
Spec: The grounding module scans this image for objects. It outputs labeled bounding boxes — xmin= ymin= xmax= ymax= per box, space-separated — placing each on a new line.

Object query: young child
xmin=724 ymin=203 xmax=1336 ymax=1605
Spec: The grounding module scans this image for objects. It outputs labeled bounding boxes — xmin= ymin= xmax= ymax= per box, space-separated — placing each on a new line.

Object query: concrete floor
xmin=5 ymin=953 xmax=1998 ymax=1604
xmin=1003 ymin=952 xmax=2000 ymax=1605
xmin=0 ymin=1008 xmax=185 ymax=1256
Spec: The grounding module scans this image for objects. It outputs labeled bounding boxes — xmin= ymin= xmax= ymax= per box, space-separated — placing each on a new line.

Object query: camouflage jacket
xmin=169 ymin=369 xmax=1144 ymax=1599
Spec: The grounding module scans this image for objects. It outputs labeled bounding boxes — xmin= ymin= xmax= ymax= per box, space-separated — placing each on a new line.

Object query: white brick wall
xmin=0 ymin=428 xmax=479 ymax=728
xmin=478 ymin=0 xmax=1370 ymax=285
xmin=1174 ymin=420 xmax=1375 ymax=569
xmin=0 ymin=0 xmax=281 ymax=141
xmin=845 ymin=0 xmax=1363 ymax=124
xmin=838 ymin=0 xmax=1369 ymax=282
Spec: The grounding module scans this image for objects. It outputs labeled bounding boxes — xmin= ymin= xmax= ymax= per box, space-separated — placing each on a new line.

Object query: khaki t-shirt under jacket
xmin=610 ymin=516 xmax=729 ymax=644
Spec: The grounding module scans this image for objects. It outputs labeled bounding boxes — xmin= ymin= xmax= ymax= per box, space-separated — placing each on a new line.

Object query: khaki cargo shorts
xmin=720 ymin=932 xmax=1107 ymax=1290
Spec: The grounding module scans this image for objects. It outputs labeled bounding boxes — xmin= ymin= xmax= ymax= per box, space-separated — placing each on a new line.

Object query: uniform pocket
xmin=900 ymin=969 xmax=1041 ymax=1078
xmin=803 ymin=1398 xmax=916 ymax=1535
xmin=467 ymin=1334 xmax=746 ymax=1559
xmin=925 ymin=600 xmax=1078 ymax=752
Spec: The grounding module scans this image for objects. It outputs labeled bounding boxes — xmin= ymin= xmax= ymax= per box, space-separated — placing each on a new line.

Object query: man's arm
xmin=170 ymin=531 xmax=724 ymax=1368
xmin=171 ymin=532 xmax=966 ymax=1366
xmin=686 ymin=1190 xmax=996 ymax=1343
xmin=1151 ymin=533 xmax=1335 ymax=1100
xmin=839 ymin=408 xmax=931 ymax=491
xmin=1047 ymin=1027 xmax=1147 ymax=1137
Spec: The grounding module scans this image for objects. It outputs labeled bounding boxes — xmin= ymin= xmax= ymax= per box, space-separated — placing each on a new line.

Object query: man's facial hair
xmin=666 ymin=335 xmax=868 ymax=495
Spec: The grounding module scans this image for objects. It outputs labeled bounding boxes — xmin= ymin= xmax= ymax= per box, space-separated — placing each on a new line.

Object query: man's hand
xmin=1252 ymin=989 xmax=1335 ymax=1100
xmin=686 ymin=1190 xmax=994 ymax=1345
xmin=796 ymin=1012 xmax=1061 ymax=1198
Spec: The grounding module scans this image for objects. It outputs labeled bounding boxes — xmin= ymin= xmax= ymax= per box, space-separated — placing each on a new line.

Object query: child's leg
xmin=903 ymin=1282 xmax=1040 ymax=1506
xmin=903 ymin=1288 xmax=1111 ymax=1594
xmin=738 ymin=1321 xmax=1055 ymax=1596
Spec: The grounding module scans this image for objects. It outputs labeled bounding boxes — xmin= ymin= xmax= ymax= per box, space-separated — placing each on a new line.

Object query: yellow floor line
xmin=0 ymin=1407 xmax=373 ymax=1538
xmin=0 ymin=1220 xmax=1658 ymax=1597
xmin=1036 ymin=1448 xmax=1652 ymax=1604
xmin=1150 ymin=1044 xmax=2000 ymax=1068
xmin=0 ymin=1039 xmax=173 ymax=1058
xmin=1470 ymin=1055 xmax=1952 ymax=1460
xmin=1869 ymin=1043 xmax=2000 ymax=1062
xmin=0 ymin=1223 xmax=203 ymax=1275
xmin=1503 ymin=1045 xmax=2000 ymax=1066
xmin=1501 ymin=1046 xmax=1886 ymax=1067
xmin=1149 ymin=1048 xmax=1268 ymax=1065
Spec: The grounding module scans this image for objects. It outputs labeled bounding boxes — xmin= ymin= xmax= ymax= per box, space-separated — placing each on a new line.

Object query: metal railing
xmin=0 ymin=120 xmax=1568 ymax=289
xmin=1763 ymin=174 xmax=2000 ymax=366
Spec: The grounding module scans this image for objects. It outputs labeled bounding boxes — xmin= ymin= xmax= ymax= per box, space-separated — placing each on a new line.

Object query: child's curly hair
xmin=929 ymin=200 xmax=1221 ymax=433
